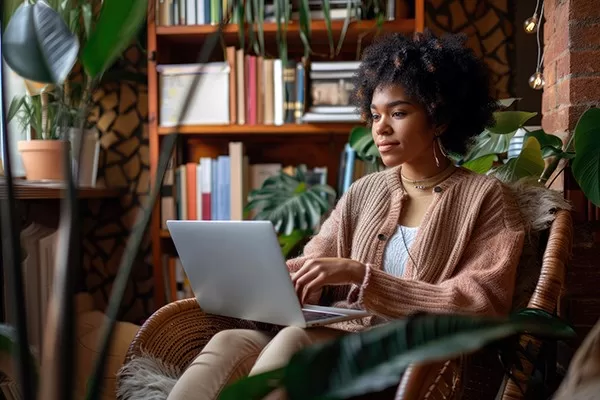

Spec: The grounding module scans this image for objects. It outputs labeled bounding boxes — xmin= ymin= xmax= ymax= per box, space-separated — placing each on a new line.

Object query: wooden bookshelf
xmin=0 ymin=181 xmax=122 ymax=200
xmin=147 ymin=0 xmax=425 ymax=309
xmin=157 ymin=20 xmax=416 ymax=43
xmin=158 ymin=123 xmax=358 ymax=135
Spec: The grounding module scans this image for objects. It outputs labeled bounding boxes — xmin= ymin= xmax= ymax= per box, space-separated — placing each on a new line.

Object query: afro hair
xmin=351 ymin=30 xmax=499 ymax=156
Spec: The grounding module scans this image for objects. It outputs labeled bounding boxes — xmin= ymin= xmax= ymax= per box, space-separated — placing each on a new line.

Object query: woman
xmin=167 ymin=30 xmax=526 ymax=400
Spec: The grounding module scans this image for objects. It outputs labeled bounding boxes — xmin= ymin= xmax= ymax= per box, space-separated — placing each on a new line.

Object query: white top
xmin=383 ymin=225 xmax=419 ymax=277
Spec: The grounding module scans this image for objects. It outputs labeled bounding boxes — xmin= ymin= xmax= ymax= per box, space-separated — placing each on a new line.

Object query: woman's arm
xmin=286 ymin=191 xmax=350 ymax=273
xmin=355 ymin=185 xmax=526 ymax=318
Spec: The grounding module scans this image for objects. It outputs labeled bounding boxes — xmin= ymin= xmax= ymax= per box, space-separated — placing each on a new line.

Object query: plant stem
xmin=41 ymin=91 xmax=49 ymax=140
xmin=545 ymin=161 xmax=567 ymax=189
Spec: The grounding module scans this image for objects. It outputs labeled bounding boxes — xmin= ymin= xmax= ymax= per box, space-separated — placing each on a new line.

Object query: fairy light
xmin=528 ymin=1 xmax=545 ymax=90
xmin=524 ymin=0 xmax=541 ymax=33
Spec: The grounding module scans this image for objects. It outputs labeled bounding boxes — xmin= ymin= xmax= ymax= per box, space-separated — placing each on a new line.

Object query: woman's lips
xmin=377 ymin=143 xmax=399 ymax=153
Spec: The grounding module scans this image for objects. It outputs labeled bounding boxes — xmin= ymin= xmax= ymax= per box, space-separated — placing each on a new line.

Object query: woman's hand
xmin=291 ymin=258 xmax=367 ymax=304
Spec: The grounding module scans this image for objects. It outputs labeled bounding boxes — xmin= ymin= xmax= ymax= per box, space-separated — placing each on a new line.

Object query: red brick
xmin=569 ymin=0 xmax=600 ymax=20
xmin=545 ymin=60 xmax=557 ymax=86
xmin=542 ymin=84 xmax=556 ymax=112
xmin=570 ymin=23 xmax=600 ymax=50
xmin=555 ymin=53 xmax=571 ymax=81
xmin=570 ymin=50 xmax=600 ymax=75
xmin=569 ymin=76 xmax=600 ymax=103
xmin=556 ymin=79 xmax=570 ymax=106
xmin=542 ymin=110 xmax=560 ymax=133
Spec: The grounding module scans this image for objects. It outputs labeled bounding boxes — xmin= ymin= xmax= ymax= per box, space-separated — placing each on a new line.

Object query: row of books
xmin=3 ymin=223 xmax=59 ymax=358
xmin=161 ymin=141 xmax=329 ymax=228
xmin=158 ymin=55 xmax=361 ymax=127
xmin=156 ymin=0 xmax=390 ymax=27
xmin=161 ymin=255 xmax=194 ymax=302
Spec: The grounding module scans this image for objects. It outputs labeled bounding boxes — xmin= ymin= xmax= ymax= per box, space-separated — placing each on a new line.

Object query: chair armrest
xmin=395 ymin=358 xmax=463 ymax=400
xmin=123 ymin=298 xmax=258 ymax=372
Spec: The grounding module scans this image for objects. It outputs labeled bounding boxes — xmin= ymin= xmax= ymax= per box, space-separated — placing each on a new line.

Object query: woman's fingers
xmin=301 ymin=274 xmax=326 ymax=304
xmin=294 ymin=267 xmax=321 ymax=302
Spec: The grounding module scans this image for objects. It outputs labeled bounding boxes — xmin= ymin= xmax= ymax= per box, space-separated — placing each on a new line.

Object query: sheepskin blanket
xmin=116 ymin=178 xmax=571 ymax=400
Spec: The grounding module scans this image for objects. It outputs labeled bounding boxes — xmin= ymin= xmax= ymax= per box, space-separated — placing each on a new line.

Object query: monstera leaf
xmin=572 ymin=108 xmax=600 ymax=207
xmin=245 ymin=165 xmax=336 ymax=236
xmin=348 ymin=126 xmax=380 ymax=162
xmin=2 ymin=0 xmax=79 ymax=84
xmin=220 ymin=309 xmax=575 ymax=400
xmin=492 ymin=137 xmax=545 ymax=183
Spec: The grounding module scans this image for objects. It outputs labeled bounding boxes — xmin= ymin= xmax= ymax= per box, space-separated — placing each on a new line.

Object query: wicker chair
xmin=119 ymin=209 xmax=572 ymax=400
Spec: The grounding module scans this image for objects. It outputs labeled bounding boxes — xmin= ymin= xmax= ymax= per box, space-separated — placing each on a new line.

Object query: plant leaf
xmin=278 ymin=230 xmax=307 ymax=258
xmin=280 ymin=311 xmax=575 ymax=399
xmin=497 ymin=98 xmax=521 ymax=108
xmin=462 ymin=154 xmax=497 ymax=175
xmin=572 ymin=107 xmax=600 ymax=206
xmin=349 ymin=126 xmax=380 ymax=161
xmin=298 ymin=0 xmax=312 ymax=59
xmin=0 ymin=324 xmax=39 ymax=388
xmin=492 ymin=137 xmax=545 ymax=183
xmin=524 ymin=129 xmax=563 ymax=153
xmin=463 ymin=129 xmax=517 ymax=162
xmin=336 ymin=0 xmax=354 ymax=56
xmin=2 ymin=1 xmax=79 ymax=84
xmin=80 ymin=3 xmax=93 ymax=40
xmin=321 ymin=0 xmax=334 ymax=57
xmin=219 ymin=368 xmax=284 ymax=400
xmin=80 ymin=0 xmax=147 ymax=79
xmin=488 ymin=111 xmax=538 ymax=135
xmin=7 ymin=95 xmax=25 ymax=122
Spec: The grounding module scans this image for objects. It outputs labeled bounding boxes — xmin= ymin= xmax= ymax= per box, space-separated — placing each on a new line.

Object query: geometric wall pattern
xmin=425 ymin=0 xmax=516 ymax=99
xmin=81 ymin=45 xmax=152 ymax=323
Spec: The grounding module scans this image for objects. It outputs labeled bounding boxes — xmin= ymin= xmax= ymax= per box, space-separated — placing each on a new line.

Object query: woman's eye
xmin=371 ymin=114 xmax=380 ymax=121
xmin=392 ymin=111 xmax=406 ymax=118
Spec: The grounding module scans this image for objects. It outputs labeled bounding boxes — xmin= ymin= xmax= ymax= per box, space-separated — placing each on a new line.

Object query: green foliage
xmin=571 ymin=108 xmax=600 ymax=206
xmin=80 ymin=0 xmax=148 ymax=79
xmin=461 ymin=154 xmax=497 ymax=175
xmin=492 ymin=137 xmax=545 ymax=183
xmin=245 ymin=165 xmax=336 ymax=236
xmin=220 ymin=309 xmax=575 ymax=400
xmin=2 ymin=1 xmax=79 ymax=84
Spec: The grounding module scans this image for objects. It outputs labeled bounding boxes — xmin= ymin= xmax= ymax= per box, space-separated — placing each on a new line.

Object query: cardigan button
xmin=433 ymin=186 xmax=442 ymax=193
xmin=377 ymin=233 xmax=387 ymax=241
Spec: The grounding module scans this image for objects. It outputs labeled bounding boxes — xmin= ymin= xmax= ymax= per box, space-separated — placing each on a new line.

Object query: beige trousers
xmin=166 ymin=326 xmax=344 ymax=400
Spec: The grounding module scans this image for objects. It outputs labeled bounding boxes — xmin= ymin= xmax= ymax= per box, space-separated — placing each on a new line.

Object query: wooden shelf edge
xmin=158 ymin=123 xmax=360 ymax=135
xmin=156 ymin=19 xmax=415 ymax=37
xmin=160 ymin=229 xmax=171 ymax=238
xmin=0 ymin=180 xmax=123 ymax=200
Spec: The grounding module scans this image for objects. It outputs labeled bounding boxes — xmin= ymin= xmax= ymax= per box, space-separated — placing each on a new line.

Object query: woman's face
xmin=370 ymin=84 xmax=438 ymax=168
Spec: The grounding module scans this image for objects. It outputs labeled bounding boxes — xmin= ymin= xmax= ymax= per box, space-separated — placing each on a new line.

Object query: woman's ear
xmin=435 ymin=124 xmax=448 ymax=137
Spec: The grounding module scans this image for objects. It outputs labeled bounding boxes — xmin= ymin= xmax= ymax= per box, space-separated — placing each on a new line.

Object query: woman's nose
xmin=375 ymin=119 xmax=392 ymax=136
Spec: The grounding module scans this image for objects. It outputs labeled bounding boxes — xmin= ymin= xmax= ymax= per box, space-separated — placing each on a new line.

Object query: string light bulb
xmin=529 ymin=70 xmax=545 ymax=90
xmin=524 ymin=13 xmax=539 ymax=33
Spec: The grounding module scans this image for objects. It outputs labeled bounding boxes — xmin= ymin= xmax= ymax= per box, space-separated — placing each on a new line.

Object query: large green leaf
xmin=462 ymin=154 xmax=497 ymax=175
xmin=492 ymin=137 xmax=545 ymax=183
xmin=2 ymin=1 xmax=79 ymax=84
xmin=488 ymin=111 xmax=538 ymax=135
xmin=497 ymin=98 xmax=521 ymax=109
xmin=524 ymin=129 xmax=564 ymax=158
xmin=220 ymin=368 xmax=285 ymax=400
xmin=349 ymin=126 xmax=380 ymax=161
xmin=222 ymin=310 xmax=575 ymax=400
xmin=321 ymin=0 xmax=334 ymax=57
xmin=80 ymin=0 xmax=148 ymax=79
xmin=245 ymin=166 xmax=336 ymax=236
xmin=572 ymin=108 xmax=600 ymax=206
xmin=463 ymin=129 xmax=517 ymax=162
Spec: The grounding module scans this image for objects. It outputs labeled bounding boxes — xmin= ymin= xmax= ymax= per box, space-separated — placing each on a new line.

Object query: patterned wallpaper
xmin=425 ymin=0 xmax=515 ymax=99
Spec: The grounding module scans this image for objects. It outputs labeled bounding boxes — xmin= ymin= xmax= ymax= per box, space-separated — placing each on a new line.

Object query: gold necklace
xmin=401 ymin=163 xmax=456 ymax=190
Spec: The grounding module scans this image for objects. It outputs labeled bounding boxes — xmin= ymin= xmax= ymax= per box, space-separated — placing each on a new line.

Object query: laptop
xmin=166 ymin=220 xmax=370 ymax=328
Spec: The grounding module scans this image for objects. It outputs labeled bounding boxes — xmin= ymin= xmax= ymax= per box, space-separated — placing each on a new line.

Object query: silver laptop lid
xmin=166 ymin=220 xmax=307 ymax=327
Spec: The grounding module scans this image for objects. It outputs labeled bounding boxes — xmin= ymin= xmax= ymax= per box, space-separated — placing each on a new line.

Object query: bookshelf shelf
xmin=160 ymin=229 xmax=171 ymax=238
xmin=158 ymin=123 xmax=358 ymax=135
xmin=0 ymin=181 xmax=122 ymax=200
xmin=156 ymin=20 xmax=416 ymax=44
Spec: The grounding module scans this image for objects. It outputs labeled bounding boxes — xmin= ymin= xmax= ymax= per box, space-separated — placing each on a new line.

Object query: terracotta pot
xmin=17 ymin=140 xmax=70 ymax=181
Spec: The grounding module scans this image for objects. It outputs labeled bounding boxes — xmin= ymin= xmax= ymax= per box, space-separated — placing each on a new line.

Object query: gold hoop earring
xmin=433 ymin=136 xmax=448 ymax=168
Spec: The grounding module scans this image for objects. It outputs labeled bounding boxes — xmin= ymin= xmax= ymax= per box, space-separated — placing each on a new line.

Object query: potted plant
xmin=3 ymin=0 xmax=142 ymax=184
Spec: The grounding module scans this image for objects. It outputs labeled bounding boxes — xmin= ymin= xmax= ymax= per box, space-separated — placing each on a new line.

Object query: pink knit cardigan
xmin=286 ymin=166 xmax=526 ymax=331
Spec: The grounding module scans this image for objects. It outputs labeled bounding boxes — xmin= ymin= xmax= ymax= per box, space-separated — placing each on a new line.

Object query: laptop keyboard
xmin=302 ymin=309 xmax=345 ymax=322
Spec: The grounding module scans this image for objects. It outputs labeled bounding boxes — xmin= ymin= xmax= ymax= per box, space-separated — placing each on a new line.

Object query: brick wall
xmin=542 ymin=0 xmax=600 ymax=357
